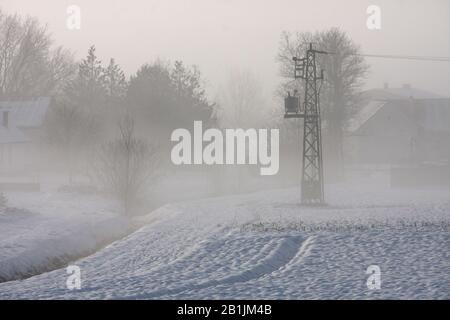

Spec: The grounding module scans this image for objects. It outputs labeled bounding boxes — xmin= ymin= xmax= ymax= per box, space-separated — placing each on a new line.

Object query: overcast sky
xmin=2 ymin=0 xmax=449 ymax=99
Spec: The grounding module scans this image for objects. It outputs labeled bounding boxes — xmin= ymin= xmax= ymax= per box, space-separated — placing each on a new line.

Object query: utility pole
xmin=284 ymin=43 xmax=327 ymax=205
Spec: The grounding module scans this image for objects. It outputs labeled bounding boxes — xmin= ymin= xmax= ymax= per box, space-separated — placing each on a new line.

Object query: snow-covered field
xmin=0 ymin=191 xmax=130 ymax=282
xmin=0 ymin=184 xmax=449 ymax=299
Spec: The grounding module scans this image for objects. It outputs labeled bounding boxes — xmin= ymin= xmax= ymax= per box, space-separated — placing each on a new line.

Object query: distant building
xmin=0 ymin=97 xmax=50 ymax=174
xmin=346 ymin=84 xmax=450 ymax=165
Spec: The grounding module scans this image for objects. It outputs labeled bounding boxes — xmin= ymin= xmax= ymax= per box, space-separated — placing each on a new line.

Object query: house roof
xmin=0 ymin=97 xmax=50 ymax=128
xmin=362 ymin=87 xmax=448 ymax=101
xmin=348 ymin=100 xmax=386 ymax=133
xmin=349 ymin=87 xmax=450 ymax=133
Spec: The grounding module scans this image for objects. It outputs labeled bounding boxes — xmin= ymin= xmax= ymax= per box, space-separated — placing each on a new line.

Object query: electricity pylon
xmin=284 ymin=43 xmax=326 ymax=205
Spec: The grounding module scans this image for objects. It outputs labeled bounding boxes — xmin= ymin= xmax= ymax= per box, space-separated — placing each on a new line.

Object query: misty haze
xmin=0 ymin=0 xmax=449 ymax=302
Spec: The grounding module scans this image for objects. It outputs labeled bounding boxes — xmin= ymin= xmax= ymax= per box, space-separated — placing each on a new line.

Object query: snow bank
xmin=0 ymin=191 xmax=130 ymax=282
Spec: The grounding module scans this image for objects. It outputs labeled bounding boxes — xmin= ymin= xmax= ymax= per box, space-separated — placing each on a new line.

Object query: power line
xmin=328 ymin=52 xmax=450 ymax=62
xmin=355 ymin=53 xmax=450 ymax=62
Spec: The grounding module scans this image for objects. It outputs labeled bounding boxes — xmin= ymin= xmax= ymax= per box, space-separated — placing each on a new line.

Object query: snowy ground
xmin=0 ymin=184 xmax=449 ymax=299
xmin=0 ymin=191 xmax=130 ymax=282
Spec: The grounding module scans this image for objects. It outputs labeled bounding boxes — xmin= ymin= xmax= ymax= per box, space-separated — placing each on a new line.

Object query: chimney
xmin=2 ymin=110 xmax=9 ymax=128
xmin=383 ymin=82 xmax=389 ymax=89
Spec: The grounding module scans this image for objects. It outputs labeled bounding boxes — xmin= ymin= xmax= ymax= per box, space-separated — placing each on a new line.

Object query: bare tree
xmin=213 ymin=69 xmax=271 ymax=193
xmin=0 ymin=10 xmax=75 ymax=99
xmin=215 ymin=69 xmax=269 ymax=129
xmin=94 ymin=115 xmax=161 ymax=216
xmin=277 ymin=28 xmax=368 ymax=180
xmin=47 ymin=46 xmax=77 ymax=97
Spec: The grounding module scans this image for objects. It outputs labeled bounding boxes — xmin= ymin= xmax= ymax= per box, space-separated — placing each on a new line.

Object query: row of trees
xmin=43 ymin=46 xmax=214 ymax=215
xmin=1 ymin=8 xmax=213 ymax=215
xmin=1 ymin=7 xmax=369 ymax=213
xmin=46 ymin=47 xmax=214 ymax=143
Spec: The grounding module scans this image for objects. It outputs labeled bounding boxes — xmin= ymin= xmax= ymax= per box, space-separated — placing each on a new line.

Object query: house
xmin=0 ymin=97 xmax=50 ymax=175
xmin=345 ymin=85 xmax=450 ymax=186
xmin=346 ymin=84 xmax=450 ymax=164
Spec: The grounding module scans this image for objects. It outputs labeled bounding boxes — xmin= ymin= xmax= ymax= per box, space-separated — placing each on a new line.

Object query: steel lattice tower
xmin=284 ymin=43 xmax=326 ymax=205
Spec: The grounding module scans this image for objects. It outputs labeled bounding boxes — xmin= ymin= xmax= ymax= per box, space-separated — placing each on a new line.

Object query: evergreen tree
xmin=126 ymin=60 xmax=212 ymax=141
xmin=104 ymin=58 xmax=127 ymax=104
xmin=68 ymin=45 xmax=106 ymax=113
xmin=170 ymin=61 xmax=211 ymax=122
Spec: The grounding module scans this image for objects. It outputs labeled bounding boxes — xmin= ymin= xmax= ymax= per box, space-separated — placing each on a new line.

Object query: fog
xmin=0 ymin=0 xmax=449 ymax=298
xmin=0 ymin=0 xmax=449 ymax=220
xmin=2 ymin=0 xmax=449 ymax=97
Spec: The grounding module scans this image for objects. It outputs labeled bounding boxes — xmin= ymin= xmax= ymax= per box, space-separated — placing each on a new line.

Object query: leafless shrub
xmin=94 ymin=115 xmax=161 ymax=216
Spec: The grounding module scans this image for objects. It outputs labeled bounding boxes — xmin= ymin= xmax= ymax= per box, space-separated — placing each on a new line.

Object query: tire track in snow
xmin=124 ymin=235 xmax=315 ymax=299
xmin=261 ymin=235 xmax=316 ymax=279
